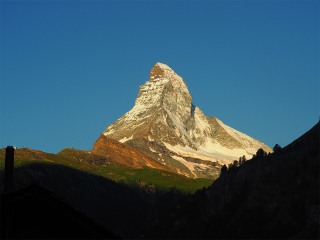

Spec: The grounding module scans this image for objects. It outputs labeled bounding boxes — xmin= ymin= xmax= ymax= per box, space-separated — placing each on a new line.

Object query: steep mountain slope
xmin=148 ymin=122 xmax=320 ymax=239
xmin=92 ymin=134 xmax=171 ymax=171
xmin=101 ymin=62 xmax=271 ymax=178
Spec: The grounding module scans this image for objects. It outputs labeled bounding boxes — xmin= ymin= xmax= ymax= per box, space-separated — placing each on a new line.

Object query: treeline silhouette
xmin=145 ymin=122 xmax=319 ymax=239
xmin=221 ymin=144 xmax=283 ymax=175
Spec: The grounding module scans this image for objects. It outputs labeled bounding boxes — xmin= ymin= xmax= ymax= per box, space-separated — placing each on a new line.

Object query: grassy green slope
xmin=0 ymin=147 xmax=213 ymax=193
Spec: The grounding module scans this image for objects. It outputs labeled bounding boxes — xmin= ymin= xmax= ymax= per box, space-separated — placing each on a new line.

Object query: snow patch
xmin=176 ymin=169 xmax=190 ymax=177
xmin=170 ymin=155 xmax=213 ymax=178
xmin=149 ymin=147 xmax=157 ymax=153
xmin=164 ymin=142 xmax=247 ymax=165
xmin=105 ymin=127 xmax=115 ymax=135
xmin=119 ymin=135 xmax=133 ymax=143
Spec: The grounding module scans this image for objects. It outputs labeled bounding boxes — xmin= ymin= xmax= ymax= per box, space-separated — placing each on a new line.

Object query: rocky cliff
xmin=99 ymin=63 xmax=271 ymax=178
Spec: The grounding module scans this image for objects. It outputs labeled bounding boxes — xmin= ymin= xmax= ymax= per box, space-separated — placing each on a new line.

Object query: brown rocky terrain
xmin=92 ymin=134 xmax=172 ymax=171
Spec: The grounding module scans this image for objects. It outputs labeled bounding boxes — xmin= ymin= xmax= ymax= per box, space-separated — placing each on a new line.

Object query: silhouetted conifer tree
xmin=273 ymin=144 xmax=282 ymax=153
xmin=239 ymin=155 xmax=247 ymax=165
xmin=256 ymin=148 xmax=267 ymax=159
xmin=220 ymin=164 xmax=228 ymax=175
xmin=233 ymin=160 xmax=239 ymax=168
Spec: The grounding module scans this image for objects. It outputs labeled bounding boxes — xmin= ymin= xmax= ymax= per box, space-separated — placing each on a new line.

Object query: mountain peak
xmin=150 ymin=62 xmax=175 ymax=80
xmin=155 ymin=62 xmax=173 ymax=71
xmin=100 ymin=63 xmax=272 ymax=178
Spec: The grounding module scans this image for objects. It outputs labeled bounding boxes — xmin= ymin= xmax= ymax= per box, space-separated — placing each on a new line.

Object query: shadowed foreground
xmin=0 ymin=122 xmax=319 ymax=239
xmin=1 ymin=183 xmax=119 ymax=239
xmin=0 ymin=162 xmax=185 ymax=239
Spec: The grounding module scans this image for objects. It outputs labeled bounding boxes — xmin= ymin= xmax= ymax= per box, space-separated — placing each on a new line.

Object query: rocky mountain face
xmin=92 ymin=134 xmax=171 ymax=171
xmin=98 ymin=63 xmax=271 ymax=178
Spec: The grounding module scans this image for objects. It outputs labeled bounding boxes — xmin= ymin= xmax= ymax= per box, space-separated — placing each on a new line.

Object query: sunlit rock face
xmin=92 ymin=134 xmax=171 ymax=171
xmin=100 ymin=62 xmax=271 ymax=178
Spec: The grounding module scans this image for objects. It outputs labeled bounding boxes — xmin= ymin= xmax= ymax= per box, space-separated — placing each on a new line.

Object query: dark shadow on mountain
xmin=0 ymin=162 xmax=184 ymax=239
xmin=1 ymin=183 xmax=120 ymax=239
xmin=146 ymin=122 xmax=320 ymax=239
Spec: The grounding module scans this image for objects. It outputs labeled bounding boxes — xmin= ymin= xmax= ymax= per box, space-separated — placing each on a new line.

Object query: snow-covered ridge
xmin=164 ymin=142 xmax=248 ymax=165
xmin=102 ymin=62 xmax=272 ymax=178
xmin=216 ymin=118 xmax=271 ymax=153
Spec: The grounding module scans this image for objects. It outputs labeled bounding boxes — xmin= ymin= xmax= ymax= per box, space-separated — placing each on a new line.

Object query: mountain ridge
xmin=92 ymin=134 xmax=172 ymax=171
xmin=100 ymin=62 xmax=272 ymax=178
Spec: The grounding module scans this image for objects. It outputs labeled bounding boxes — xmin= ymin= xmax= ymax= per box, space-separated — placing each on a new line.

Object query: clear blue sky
xmin=1 ymin=0 xmax=319 ymax=153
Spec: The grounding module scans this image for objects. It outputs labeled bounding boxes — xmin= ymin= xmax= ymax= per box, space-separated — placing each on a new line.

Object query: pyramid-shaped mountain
xmin=93 ymin=63 xmax=271 ymax=178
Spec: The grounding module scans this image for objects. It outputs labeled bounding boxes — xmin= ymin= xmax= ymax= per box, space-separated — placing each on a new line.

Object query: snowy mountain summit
xmin=101 ymin=63 xmax=271 ymax=178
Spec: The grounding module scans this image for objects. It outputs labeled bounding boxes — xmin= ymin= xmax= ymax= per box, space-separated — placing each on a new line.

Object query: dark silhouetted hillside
xmin=1 ymin=184 xmax=119 ymax=239
xmin=147 ymin=122 xmax=320 ymax=239
xmin=0 ymin=162 xmax=185 ymax=239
